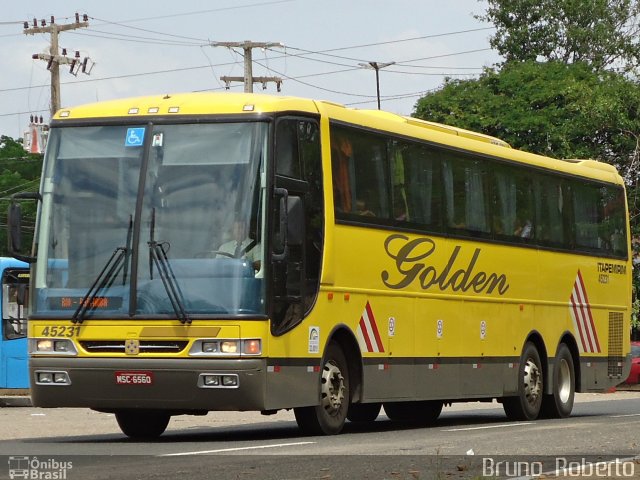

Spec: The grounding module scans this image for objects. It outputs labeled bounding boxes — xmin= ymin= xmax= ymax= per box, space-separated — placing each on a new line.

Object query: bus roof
xmin=52 ymin=92 xmax=321 ymax=119
xmin=52 ymin=92 xmax=624 ymax=185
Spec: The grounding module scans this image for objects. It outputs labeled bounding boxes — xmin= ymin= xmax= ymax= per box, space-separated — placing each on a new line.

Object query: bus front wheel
xmin=294 ymin=342 xmax=350 ymax=435
xmin=115 ymin=410 xmax=171 ymax=439
xmin=541 ymin=343 xmax=575 ymax=418
xmin=503 ymin=341 xmax=543 ymax=421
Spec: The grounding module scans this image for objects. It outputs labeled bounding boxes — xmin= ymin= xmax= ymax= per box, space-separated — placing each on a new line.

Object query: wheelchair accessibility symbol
xmin=125 ymin=127 xmax=145 ymax=147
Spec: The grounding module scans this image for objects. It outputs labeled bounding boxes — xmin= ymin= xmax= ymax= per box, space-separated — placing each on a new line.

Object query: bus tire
xmin=115 ymin=410 xmax=170 ymax=439
xmin=541 ymin=343 xmax=575 ymax=418
xmin=294 ymin=341 xmax=350 ymax=435
xmin=503 ymin=341 xmax=543 ymax=421
xmin=383 ymin=400 xmax=443 ymax=425
xmin=347 ymin=403 xmax=381 ymax=423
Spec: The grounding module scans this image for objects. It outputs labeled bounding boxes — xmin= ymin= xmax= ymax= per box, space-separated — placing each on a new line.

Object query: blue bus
xmin=0 ymin=258 xmax=29 ymax=389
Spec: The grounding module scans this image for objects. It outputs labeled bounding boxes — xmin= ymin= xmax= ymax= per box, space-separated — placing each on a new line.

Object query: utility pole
xmin=24 ymin=13 xmax=92 ymax=118
xmin=211 ymin=41 xmax=283 ymax=93
xmin=358 ymin=61 xmax=396 ymax=110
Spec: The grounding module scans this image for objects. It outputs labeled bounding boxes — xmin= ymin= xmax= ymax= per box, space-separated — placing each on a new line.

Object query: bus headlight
xmin=220 ymin=340 xmax=239 ymax=354
xmin=189 ymin=339 xmax=261 ymax=357
xmin=30 ymin=338 xmax=78 ymax=356
xmin=202 ymin=341 xmax=219 ymax=353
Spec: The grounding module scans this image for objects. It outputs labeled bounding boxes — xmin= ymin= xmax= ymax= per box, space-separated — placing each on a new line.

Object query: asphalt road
xmin=1 ymin=391 xmax=639 ymax=479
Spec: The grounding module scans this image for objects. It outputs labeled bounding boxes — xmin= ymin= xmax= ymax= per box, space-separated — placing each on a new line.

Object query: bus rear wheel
xmin=115 ymin=410 xmax=171 ymax=439
xmin=383 ymin=400 xmax=443 ymax=425
xmin=503 ymin=341 xmax=543 ymax=421
xmin=294 ymin=342 xmax=350 ymax=435
xmin=541 ymin=343 xmax=575 ymax=418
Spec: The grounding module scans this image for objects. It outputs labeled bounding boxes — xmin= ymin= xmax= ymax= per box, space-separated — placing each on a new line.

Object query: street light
xmin=358 ymin=61 xmax=395 ymax=110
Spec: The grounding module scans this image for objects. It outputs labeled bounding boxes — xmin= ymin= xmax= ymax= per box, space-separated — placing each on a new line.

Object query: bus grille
xmin=607 ymin=312 xmax=624 ymax=377
xmin=79 ymin=340 xmax=189 ymax=354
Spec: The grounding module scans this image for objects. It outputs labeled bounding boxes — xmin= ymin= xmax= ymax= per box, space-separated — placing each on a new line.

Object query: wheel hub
xmin=523 ymin=358 xmax=542 ymax=404
xmin=320 ymin=361 xmax=345 ymax=414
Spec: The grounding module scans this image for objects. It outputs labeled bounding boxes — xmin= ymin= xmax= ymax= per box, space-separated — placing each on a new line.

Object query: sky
xmin=0 ymin=0 xmax=502 ymax=139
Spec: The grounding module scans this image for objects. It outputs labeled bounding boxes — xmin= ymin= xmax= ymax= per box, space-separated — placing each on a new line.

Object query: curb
xmin=0 ymin=391 xmax=32 ymax=407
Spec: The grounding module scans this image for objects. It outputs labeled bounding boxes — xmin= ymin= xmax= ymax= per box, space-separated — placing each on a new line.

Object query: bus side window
xmin=330 ymin=125 xmax=389 ymax=219
xmin=331 ymin=133 xmax=353 ymax=213
xmin=493 ymin=165 xmax=534 ymax=241
xmin=397 ymin=142 xmax=442 ymax=229
xmin=443 ymin=154 xmax=490 ymax=235
xmin=533 ymin=176 xmax=566 ymax=247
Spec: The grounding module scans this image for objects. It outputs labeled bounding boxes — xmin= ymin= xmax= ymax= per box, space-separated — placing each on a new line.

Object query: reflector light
xmin=243 ymin=339 xmax=261 ymax=355
xmin=198 ymin=373 xmax=239 ymax=388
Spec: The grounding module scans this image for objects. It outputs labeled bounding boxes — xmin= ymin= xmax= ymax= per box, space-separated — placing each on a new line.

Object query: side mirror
xmin=272 ymin=189 xmax=304 ymax=261
xmin=286 ymin=196 xmax=303 ymax=247
xmin=8 ymin=202 xmax=23 ymax=253
xmin=7 ymin=192 xmax=41 ymax=264
xmin=272 ymin=188 xmax=289 ymax=261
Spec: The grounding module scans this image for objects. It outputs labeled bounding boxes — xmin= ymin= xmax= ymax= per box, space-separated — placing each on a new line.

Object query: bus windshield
xmin=34 ymin=122 xmax=268 ymax=318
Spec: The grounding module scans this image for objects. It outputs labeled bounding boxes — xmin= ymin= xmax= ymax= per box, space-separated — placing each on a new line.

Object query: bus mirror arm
xmin=272 ymin=188 xmax=289 ymax=262
xmin=7 ymin=192 xmax=41 ymax=264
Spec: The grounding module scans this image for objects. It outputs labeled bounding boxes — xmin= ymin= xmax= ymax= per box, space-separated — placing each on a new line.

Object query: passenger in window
xmin=393 ymin=196 xmax=408 ymax=221
xmin=514 ymin=217 xmax=533 ymax=238
xmin=355 ymin=199 xmax=375 ymax=217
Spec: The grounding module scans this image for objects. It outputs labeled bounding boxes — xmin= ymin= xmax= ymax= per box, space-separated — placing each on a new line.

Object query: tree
xmin=0 ymin=136 xmax=42 ymax=257
xmin=478 ymin=0 xmax=640 ymax=72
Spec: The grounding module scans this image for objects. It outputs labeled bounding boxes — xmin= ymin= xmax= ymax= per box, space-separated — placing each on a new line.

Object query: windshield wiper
xmin=72 ymin=215 xmax=133 ymax=324
xmin=71 ymin=246 xmax=127 ymax=324
xmin=148 ymin=208 xmax=191 ymax=324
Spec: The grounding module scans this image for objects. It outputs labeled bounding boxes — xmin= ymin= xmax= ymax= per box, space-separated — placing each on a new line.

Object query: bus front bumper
xmin=29 ymin=357 xmax=267 ymax=412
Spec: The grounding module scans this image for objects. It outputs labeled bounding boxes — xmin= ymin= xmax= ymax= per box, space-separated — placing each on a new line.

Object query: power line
xmin=279 ymin=27 xmax=495 ymax=60
xmin=70 ymin=29 xmax=204 ymax=47
xmin=90 ymin=0 xmax=296 ymax=27
xmin=0 ymin=44 xmax=491 ymax=96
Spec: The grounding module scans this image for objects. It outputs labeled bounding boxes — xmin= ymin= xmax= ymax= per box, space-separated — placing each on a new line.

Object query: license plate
xmin=115 ymin=371 xmax=153 ymax=385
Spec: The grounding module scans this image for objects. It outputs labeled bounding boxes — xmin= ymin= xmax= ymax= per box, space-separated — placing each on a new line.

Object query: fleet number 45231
xmin=40 ymin=326 xmax=81 ymax=337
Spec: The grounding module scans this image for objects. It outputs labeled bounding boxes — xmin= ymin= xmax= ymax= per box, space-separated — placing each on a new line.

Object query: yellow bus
xmin=9 ymin=92 xmax=631 ymax=438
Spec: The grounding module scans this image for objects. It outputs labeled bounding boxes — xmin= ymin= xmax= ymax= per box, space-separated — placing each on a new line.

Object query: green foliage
xmin=0 ymin=135 xmax=42 ymax=257
xmin=478 ymin=0 xmax=640 ymax=72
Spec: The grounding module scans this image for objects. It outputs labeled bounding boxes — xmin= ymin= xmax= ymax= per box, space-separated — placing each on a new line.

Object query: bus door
xmin=270 ymin=117 xmax=323 ymax=336
xmin=0 ymin=267 xmax=29 ymax=389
